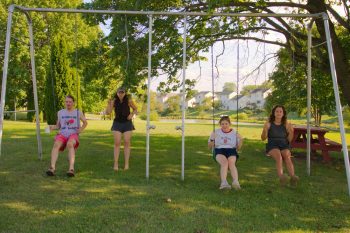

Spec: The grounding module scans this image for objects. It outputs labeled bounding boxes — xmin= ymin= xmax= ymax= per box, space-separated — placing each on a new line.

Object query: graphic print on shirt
xmin=61 ymin=116 xmax=77 ymax=131
xmin=221 ymin=135 xmax=231 ymax=144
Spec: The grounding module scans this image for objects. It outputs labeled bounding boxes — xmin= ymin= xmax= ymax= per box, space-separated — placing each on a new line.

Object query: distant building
xmin=248 ymin=88 xmax=271 ymax=109
xmin=157 ymin=88 xmax=271 ymax=111
xmin=226 ymin=95 xmax=250 ymax=110
xmin=216 ymin=91 xmax=237 ymax=110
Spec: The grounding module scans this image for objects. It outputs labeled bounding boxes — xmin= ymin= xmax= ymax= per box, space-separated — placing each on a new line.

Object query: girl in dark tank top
xmin=261 ymin=105 xmax=299 ymax=187
xmin=105 ymin=87 xmax=138 ymax=171
xmin=114 ymin=95 xmax=131 ymax=122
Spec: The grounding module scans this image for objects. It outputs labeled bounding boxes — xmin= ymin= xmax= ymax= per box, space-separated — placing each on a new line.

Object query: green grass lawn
xmin=1 ymin=119 xmax=350 ymax=233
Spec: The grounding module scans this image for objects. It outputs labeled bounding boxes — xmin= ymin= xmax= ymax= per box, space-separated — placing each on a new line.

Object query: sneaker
xmin=279 ymin=174 xmax=289 ymax=186
xmin=219 ymin=181 xmax=231 ymax=190
xmin=290 ymin=175 xmax=299 ymax=187
xmin=232 ymin=181 xmax=241 ymax=190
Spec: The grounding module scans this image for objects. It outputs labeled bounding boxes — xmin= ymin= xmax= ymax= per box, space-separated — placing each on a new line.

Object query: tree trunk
xmin=307 ymin=0 xmax=350 ymax=105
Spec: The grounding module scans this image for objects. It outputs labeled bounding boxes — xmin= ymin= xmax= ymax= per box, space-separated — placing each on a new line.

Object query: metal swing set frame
xmin=1 ymin=5 xmax=350 ymax=195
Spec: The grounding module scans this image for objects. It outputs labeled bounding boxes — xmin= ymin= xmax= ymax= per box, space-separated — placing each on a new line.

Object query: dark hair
xmin=219 ymin=115 xmax=231 ymax=124
xmin=113 ymin=91 xmax=130 ymax=116
xmin=66 ymin=95 xmax=75 ymax=102
xmin=114 ymin=91 xmax=128 ymax=101
xmin=269 ymin=105 xmax=287 ymax=125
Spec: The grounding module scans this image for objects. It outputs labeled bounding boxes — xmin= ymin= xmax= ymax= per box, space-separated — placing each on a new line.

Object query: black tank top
xmin=268 ymin=122 xmax=288 ymax=141
xmin=114 ymin=97 xmax=130 ymax=122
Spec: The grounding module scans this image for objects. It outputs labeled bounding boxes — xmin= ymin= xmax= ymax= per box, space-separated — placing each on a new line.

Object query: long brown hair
xmin=113 ymin=89 xmax=130 ymax=116
xmin=269 ymin=105 xmax=287 ymax=125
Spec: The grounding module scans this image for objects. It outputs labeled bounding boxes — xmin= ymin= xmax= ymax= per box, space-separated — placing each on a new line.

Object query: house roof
xmin=215 ymin=91 xmax=236 ymax=96
xmin=197 ymin=91 xmax=211 ymax=95
xmin=250 ymin=88 xmax=270 ymax=94
xmin=230 ymin=95 xmax=245 ymax=100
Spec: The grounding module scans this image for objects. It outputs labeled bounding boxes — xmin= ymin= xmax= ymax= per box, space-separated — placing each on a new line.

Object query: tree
xmin=84 ymin=0 xmax=350 ymax=106
xmin=1 ymin=0 xmax=101 ymax=119
xmin=265 ymin=48 xmax=335 ymax=125
xmin=45 ymin=37 xmax=74 ymax=124
xmin=163 ymin=95 xmax=181 ymax=116
xmin=222 ymin=82 xmax=236 ymax=92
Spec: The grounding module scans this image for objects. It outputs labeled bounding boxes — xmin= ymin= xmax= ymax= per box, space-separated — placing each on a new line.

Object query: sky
xmin=83 ymin=0 xmax=284 ymax=92
xmin=82 ymin=1 xmax=347 ymax=92
xmin=98 ymin=18 xmax=279 ymax=93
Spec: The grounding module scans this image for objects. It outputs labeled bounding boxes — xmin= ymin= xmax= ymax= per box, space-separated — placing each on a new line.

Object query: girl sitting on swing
xmin=208 ymin=115 xmax=243 ymax=190
xmin=261 ymin=105 xmax=299 ymax=187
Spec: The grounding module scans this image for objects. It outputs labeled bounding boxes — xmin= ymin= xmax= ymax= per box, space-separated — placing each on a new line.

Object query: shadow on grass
xmin=0 ymin=126 xmax=350 ymax=232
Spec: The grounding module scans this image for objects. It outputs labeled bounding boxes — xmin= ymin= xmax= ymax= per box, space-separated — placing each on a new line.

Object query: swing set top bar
xmin=13 ymin=5 xmax=323 ymax=18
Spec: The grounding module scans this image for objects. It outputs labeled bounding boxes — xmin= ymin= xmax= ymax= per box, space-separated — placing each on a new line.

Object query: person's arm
xmin=236 ymin=133 xmax=243 ymax=150
xmin=49 ymin=112 xmax=60 ymax=130
xmin=208 ymin=132 xmax=215 ymax=149
xmin=105 ymin=99 xmax=114 ymax=115
xmin=286 ymin=122 xmax=294 ymax=143
xmin=77 ymin=111 xmax=88 ymax=134
xmin=127 ymin=99 xmax=138 ymax=120
xmin=261 ymin=121 xmax=270 ymax=141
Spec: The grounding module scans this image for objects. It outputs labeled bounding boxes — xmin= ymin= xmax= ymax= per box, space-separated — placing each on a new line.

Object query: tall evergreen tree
xmin=45 ymin=37 xmax=74 ymax=124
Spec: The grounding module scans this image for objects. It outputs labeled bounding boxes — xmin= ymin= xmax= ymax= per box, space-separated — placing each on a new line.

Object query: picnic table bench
xmin=291 ymin=125 xmax=342 ymax=162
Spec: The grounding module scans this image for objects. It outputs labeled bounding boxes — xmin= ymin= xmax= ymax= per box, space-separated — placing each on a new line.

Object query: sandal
xmin=66 ymin=169 xmax=75 ymax=177
xmin=46 ymin=167 xmax=55 ymax=176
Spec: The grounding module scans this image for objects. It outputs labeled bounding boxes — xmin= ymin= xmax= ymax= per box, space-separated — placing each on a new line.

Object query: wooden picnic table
xmin=291 ymin=125 xmax=342 ymax=162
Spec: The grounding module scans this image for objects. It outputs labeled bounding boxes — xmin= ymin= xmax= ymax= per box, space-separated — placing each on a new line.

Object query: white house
xmin=216 ymin=91 xmax=237 ymax=110
xmin=226 ymin=95 xmax=250 ymax=110
xmin=156 ymin=93 xmax=178 ymax=106
xmin=248 ymin=88 xmax=271 ymax=109
xmin=185 ymin=96 xmax=197 ymax=108
xmin=195 ymin=91 xmax=215 ymax=104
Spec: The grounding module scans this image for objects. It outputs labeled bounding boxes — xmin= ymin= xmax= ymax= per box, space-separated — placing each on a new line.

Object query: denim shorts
xmin=111 ymin=120 xmax=135 ymax=133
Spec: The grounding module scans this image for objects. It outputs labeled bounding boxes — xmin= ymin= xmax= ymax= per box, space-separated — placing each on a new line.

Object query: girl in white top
xmin=208 ymin=116 xmax=243 ymax=190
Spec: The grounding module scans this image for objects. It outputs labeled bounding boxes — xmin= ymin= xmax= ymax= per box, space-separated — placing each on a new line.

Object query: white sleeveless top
xmin=58 ymin=109 xmax=83 ymax=138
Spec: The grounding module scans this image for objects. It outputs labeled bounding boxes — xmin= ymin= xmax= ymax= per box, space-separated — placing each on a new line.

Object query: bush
xmin=231 ymin=112 xmax=248 ymax=120
xmin=26 ymin=111 xmax=44 ymax=122
xmin=343 ymin=106 xmax=350 ymax=126
xmin=139 ymin=111 xmax=159 ymax=121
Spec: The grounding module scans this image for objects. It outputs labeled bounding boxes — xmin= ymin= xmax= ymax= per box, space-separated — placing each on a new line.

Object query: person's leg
xmin=50 ymin=140 xmax=64 ymax=170
xmin=113 ymin=131 xmax=122 ymax=171
xmin=281 ymin=149 xmax=299 ymax=186
xmin=123 ymin=131 xmax=132 ymax=170
xmin=268 ymin=149 xmax=288 ymax=185
xmin=268 ymin=149 xmax=284 ymax=177
xmin=281 ymin=149 xmax=295 ymax=176
xmin=228 ymin=156 xmax=240 ymax=189
xmin=66 ymin=139 xmax=77 ymax=172
xmin=216 ymin=154 xmax=230 ymax=188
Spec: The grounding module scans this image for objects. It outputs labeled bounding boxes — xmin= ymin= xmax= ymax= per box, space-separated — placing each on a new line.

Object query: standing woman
xmin=105 ymin=87 xmax=138 ymax=171
xmin=261 ymin=105 xmax=299 ymax=187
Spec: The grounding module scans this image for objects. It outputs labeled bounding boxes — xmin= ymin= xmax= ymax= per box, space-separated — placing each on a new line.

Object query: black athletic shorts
xmin=111 ymin=120 xmax=135 ymax=133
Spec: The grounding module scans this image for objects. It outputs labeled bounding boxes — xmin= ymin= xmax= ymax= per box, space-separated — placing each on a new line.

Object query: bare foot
xmin=124 ymin=165 xmax=129 ymax=170
xmin=113 ymin=164 xmax=119 ymax=171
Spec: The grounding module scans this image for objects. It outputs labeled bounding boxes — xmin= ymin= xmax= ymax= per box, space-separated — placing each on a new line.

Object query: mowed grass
xmin=0 ymin=119 xmax=350 ymax=233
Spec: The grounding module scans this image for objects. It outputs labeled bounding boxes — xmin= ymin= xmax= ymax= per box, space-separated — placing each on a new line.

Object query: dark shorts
xmin=111 ymin=120 xmax=135 ymax=133
xmin=214 ymin=148 xmax=239 ymax=160
xmin=266 ymin=139 xmax=290 ymax=153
